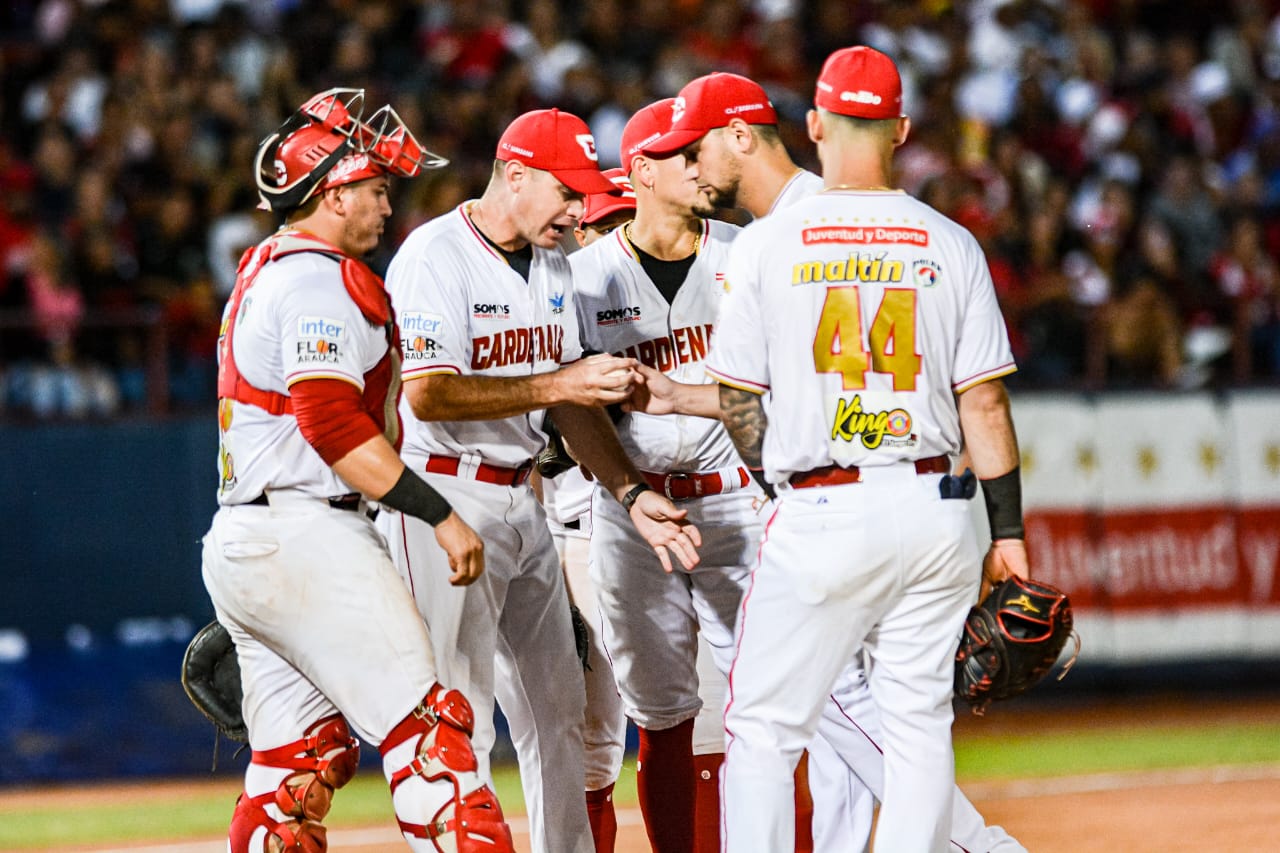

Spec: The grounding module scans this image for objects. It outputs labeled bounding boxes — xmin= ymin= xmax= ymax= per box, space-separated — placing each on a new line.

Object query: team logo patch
xmin=671 ymin=97 xmax=686 ymax=126
xmin=716 ymin=272 xmax=729 ymax=293
xmin=576 ymin=134 xmax=600 ymax=162
xmin=830 ymin=395 xmax=916 ymax=450
xmin=596 ymin=306 xmax=642 ymax=326
xmin=402 ymin=335 xmax=438 ymax=360
xmin=549 ymin=292 xmax=566 ymax=314
xmin=297 ymin=316 xmax=347 ymax=340
xmin=400 ymin=311 xmax=444 ymax=335
xmin=914 ymin=259 xmax=942 ymax=288
xmin=474 ymin=303 xmax=511 ymax=319
xmin=296 ymin=339 xmax=341 ymax=363
xmin=218 ymin=444 xmax=236 ymax=491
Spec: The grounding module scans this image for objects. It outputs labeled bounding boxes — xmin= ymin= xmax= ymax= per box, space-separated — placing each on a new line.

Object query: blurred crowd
xmin=1 ymin=0 xmax=1278 ymax=419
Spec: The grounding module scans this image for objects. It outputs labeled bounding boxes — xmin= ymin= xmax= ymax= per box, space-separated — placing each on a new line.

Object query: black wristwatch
xmin=620 ymin=482 xmax=654 ymax=512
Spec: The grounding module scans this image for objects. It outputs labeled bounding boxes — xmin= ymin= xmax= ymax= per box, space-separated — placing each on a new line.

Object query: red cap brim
xmin=582 ymin=195 xmax=636 ymax=225
xmin=553 ymin=167 xmax=617 ymax=195
xmin=639 ymin=128 xmax=708 ymax=158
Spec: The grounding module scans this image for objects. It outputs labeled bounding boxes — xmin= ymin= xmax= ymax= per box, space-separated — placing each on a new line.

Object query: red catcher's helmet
xmin=254 ymin=88 xmax=447 ymax=213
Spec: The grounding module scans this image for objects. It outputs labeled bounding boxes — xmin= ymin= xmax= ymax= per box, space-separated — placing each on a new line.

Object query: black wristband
xmin=620 ymin=482 xmax=653 ymax=512
xmin=747 ymin=466 xmax=777 ymax=501
xmin=379 ymin=468 xmax=453 ymax=527
xmin=980 ymin=466 xmax=1025 ymax=540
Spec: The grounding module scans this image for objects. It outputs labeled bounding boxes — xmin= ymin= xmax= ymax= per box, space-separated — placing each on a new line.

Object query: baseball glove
xmin=954 ymin=575 xmax=1079 ymax=715
xmin=535 ymin=417 xmax=578 ymax=480
xmin=570 ymin=603 xmax=591 ymax=671
xmin=181 ymin=620 xmax=248 ymax=742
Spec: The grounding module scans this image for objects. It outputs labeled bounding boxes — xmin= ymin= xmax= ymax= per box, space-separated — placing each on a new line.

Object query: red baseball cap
xmin=620 ymin=98 xmax=676 ymax=168
xmin=496 ymin=108 xmax=615 ymax=194
xmin=814 ymin=46 xmax=903 ymax=119
xmin=641 ymin=73 xmax=777 ymax=158
xmin=582 ymin=168 xmax=637 ymax=225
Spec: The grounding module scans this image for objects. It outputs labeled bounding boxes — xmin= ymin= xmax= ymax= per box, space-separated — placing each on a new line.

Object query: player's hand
xmin=624 ymin=364 xmax=679 ymax=415
xmin=556 ymin=354 xmax=639 ymax=406
xmin=628 ymin=490 xmax=703 ymax=573
xmin=434 ymin=511 xmax=485 ymax=586
xmin=980 ymin=538 xmax=1029 ymax=601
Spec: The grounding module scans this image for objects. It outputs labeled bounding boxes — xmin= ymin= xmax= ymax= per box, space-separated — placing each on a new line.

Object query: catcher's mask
xmin=254 ymin=88 xmax=448 ymax=213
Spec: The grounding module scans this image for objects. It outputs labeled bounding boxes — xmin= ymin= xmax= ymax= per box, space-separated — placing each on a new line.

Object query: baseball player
xmin=202 ymin=89 xmax=514 ymax=852
xmin=546 ymin=166 xmax=635 ymax=852
xmin=377 ymin=108 xmax=702 ymax=853
xmin=570 ymin=98 xmax=767 ymax=853
xmin=550 ymin=167 xmax=736 ymax=853
xmin=637 ymin=70 xmax=1026 ymax=853
xmin=706 ymin=47 xmax=1030 ymax=851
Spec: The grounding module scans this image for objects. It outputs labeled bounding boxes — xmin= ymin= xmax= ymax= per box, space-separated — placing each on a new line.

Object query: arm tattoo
xmin=719 ymin=386 xmax=767 ymax=469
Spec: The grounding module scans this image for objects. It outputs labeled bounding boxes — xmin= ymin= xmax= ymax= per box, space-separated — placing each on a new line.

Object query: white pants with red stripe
xmin=722 ymin=465 xmax=980 ymax=852
xmin=555 ymin=526 xmax=628 ymax=792
xmin=379 ymin=474 xmax=592 ymax=853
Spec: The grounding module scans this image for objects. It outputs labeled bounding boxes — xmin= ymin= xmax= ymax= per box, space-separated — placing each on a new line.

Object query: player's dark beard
xmin=691 ymin=183 xmax=737 ymax=217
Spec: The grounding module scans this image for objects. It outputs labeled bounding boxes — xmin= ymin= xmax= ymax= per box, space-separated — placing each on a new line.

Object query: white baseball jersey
xmin=216 ymin=251 xmax=390 ymax=504
xmin=706 ymin=189 xmax=1016 ymax=483
xmin=571 ymin=219 xmax=741 ymax=472
xmin=382 ymin=202 xmax=594 ymax=853
xmin=767 ymin=169 xmax=824 ymax=215
xmin=386 ymin=203 xmax=584 ymax=468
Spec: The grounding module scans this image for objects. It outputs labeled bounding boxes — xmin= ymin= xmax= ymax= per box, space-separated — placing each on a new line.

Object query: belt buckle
xmin=514 ymin=459 xmax=534 ymax=486
xmin=663 ymin=472 xmax=701 ymax=501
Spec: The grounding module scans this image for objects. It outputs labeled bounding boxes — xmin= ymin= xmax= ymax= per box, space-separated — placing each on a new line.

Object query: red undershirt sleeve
xmin=290 ymin=377 xmax=383 ymax=466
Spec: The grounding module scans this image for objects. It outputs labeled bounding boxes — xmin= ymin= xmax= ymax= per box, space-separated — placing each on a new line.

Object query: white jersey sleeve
xmin=952 ymin=231 xmax=1016 ymax=392
xmin=390 ymin=240 xmax=473 ymax=378
xmin=702 ymin=234 xmax=769 ymax=394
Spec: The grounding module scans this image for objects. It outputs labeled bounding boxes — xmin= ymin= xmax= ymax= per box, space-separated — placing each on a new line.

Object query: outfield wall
xmin=1012 ymin=391 xmax=1280 ymax=665
xmin=2 ymin=390 xmax=1279 ymax=782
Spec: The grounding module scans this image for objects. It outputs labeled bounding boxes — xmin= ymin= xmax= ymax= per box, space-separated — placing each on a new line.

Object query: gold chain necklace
xmin=624 ymin=222 xmax=700 ymax=258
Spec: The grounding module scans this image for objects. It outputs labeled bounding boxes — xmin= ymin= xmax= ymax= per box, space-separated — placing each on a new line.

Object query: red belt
xmin=425 ymin=455 xmax=534 ymax=487
xmin=642 ymin=466 xmax=750 ymax=501
xmin=788 ymin=455 xmax=950 ymax=489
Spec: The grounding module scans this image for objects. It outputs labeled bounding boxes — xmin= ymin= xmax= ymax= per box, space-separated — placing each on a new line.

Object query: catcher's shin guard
xmin=380 ymin=684 xmax=515 ymax=853
xmin=252 ymin=714 xmax=360 ymax=822
xmin=229 ymin=791 xmax=327 ymax=853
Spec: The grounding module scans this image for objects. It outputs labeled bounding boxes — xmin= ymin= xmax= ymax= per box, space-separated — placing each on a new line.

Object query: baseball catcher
xmin=955 ymin=574 xmax=1080 ymax=714
xmin=181 ymin=620 xmax=247 ymax=743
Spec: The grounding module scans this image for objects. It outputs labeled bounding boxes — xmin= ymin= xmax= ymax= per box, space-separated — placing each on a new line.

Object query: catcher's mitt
xmin=954 ymin=575 xmax=1079 ymax=715
xmin=181 ymin=620 xmax=248 ymax=742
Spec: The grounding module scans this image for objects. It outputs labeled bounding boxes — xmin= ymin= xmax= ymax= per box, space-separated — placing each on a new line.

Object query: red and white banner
xmin=1008 ymin=390 xmax=1280 ymax=663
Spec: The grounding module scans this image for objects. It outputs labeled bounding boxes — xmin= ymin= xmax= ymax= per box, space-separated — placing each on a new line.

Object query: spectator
xmin=1211 ymin=211 xmax=1280 ymax=378
xmin=2 ymin=0 xmax=1278 ymax=419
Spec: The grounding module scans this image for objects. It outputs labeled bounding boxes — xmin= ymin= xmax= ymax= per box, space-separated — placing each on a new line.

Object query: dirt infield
xmin=9 ymin=692 xmax=1280 ymax=852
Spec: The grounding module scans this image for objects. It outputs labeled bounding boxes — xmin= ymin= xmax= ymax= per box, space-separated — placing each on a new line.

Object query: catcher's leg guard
xmin=252 ymin=714 xmax=360 ymax=822
xmin=380 ymin=684 xmax=515 ymax=853
xmin=229 ymin=791 xmax=327 ymax=853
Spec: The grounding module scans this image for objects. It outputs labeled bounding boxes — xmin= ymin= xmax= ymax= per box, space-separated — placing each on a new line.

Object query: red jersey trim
xmin=705 ymin=366 xmax=768 ymax=394
xmin=403 ymin=363 xmax=463 ymax=377
xmin=286 ymin=372 xmax=363 ymax=389
xmin=457 ymin=203 xmax=507 ymax=265
xmin=953 ymin=363 xmax=1018 ymax=393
